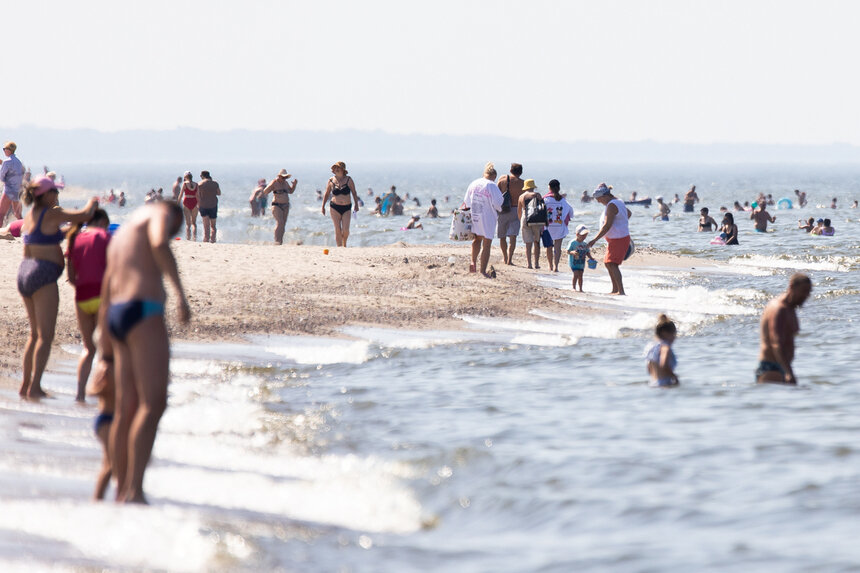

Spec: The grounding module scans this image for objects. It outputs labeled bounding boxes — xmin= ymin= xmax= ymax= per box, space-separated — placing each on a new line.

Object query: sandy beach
xmin=0 ymin=237 xmax=708 ymax=389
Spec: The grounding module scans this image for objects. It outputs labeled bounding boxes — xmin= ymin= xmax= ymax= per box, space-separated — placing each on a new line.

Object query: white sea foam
xmin=728 ymin=254 xmax=852 ymax=272
xmin=253 ymin=335 xmax=372 ymax=364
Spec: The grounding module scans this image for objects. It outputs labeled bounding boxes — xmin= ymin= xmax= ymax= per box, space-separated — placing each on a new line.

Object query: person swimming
xmin=644 ymin=314 xmax=679 ymax=387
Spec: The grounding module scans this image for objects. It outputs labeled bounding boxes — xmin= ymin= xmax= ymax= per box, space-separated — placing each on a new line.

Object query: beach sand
xmin=0 ymin=239 xmax=710 ymax=389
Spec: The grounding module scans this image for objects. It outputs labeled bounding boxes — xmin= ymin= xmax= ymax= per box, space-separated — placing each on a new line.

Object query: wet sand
xmin=0 ymin=239 xmax=711 ymax=389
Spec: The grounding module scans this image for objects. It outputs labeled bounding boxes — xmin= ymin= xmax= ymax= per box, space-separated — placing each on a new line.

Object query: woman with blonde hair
xmin=322 ymin=161 xmax=359 ymax=247
xmin=18 ymin=176 xmax=98 ymax=398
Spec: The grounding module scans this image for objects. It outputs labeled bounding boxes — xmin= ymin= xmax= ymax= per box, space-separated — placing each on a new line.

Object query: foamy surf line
xmin=728 ymin=254 xmax=854 ymax=273
xmin=461 ymin=260 xmax=769 ymax=343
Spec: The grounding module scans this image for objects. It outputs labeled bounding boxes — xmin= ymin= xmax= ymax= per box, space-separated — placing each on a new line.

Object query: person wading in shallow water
xmin=101 ymin=201 xmax=190 ymax=503
xmin=756 ymin=273 xmax=812 ymax=385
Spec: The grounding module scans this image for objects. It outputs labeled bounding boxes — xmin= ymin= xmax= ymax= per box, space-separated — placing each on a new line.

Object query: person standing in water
xmin=751 ymin=202 xmax=775 ymax=232
xmin=644 ymin=314 xmax=679 ymax=387
xmin=18 ymin=176 xmax=99 ymax=398
xmin=171 ymin=176 xmax=182 ymax=201
xmin=683 ymin=185 xmax=699 ymax=213
xmin=102 ymin=201 xmax=190 ymax=503
xmin=698 ymin=207 xmax=717 ymax=232
xmin=66 ymin=208 xmax=111 ymax=402
xmin=588 ymin=183 xmax=632 ymax=295
xmin=756 ymin=273 xmax=812 ymax=384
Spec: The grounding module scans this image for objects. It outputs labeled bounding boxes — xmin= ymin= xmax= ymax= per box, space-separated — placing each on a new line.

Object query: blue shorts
xmin=199 ymin=206 xmax=218 ymax=219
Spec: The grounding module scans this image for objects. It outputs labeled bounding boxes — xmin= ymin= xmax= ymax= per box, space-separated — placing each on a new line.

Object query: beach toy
xmin=108 ymin=223 xmax=120 ymax=234
xmin=323 ymin=248 xmax=329 ymax=255
xmin=777 ymin=197 xmax=793 ymax=209
xmin=710 ymin=235 xmax=726 ymax=245
xmin=751 ymin=201 xmax=758 ymax=209
xmin=587 ymin=259 xmax=598 ymax=269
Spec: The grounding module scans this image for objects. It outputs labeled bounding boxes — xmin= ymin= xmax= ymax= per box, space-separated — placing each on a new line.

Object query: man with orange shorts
xmin=587 ymin=183 xmax=632 ymax=295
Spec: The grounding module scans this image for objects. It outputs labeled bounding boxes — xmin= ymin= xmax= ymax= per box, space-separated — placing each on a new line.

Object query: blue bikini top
xmin=23 ymin=208 xmax=65 ymax=245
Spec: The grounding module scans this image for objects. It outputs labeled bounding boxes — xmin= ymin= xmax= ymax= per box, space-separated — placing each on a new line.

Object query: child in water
xmin=644 ymin=314 xmax=679 ymax=387
xmin=88 ymin=355 xmax=115 ymax=500
xmin=566 ymin=224 xmax=595 ymax=292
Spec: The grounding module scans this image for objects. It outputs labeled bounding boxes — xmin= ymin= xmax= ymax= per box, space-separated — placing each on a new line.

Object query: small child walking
xmin=644 ymin=314 xmax=679 ymax=387
xmin=566 ymin=224 xmax=596 ymax=292
xmin=88 ymin=355 xmax=115 ymax=500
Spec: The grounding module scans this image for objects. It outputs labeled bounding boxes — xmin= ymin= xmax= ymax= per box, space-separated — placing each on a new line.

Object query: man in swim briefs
xmin=101 ymin=201 xmax=190 ymax=503
xmin=756 ymin=273 xmax=812 ymax=384
xmin=197 ymin=170 xmax=221 ymax=243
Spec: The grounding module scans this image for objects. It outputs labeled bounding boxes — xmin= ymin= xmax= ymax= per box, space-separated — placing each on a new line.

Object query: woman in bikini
xmin=176 ymin=171 xmax=199 ymax=240
xmin=321 ymin=161 xmax=359 ymax=247
xmin=18 ymin=176 xmax=98 ymax=399
xmin=262 ymin=169 xmax=298 ymax=245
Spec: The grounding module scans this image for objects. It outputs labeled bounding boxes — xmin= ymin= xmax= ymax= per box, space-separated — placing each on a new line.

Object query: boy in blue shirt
xmin=567 ymin=224 xmax=596 ymax=292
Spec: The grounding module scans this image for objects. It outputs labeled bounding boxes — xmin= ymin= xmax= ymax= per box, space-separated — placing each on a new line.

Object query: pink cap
xmin=32 ymin=175 xmax=57 ymax=197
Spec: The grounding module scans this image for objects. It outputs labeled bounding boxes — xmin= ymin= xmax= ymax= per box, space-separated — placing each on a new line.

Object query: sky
xmin=5 ymin=0 xmax=860 ymax=145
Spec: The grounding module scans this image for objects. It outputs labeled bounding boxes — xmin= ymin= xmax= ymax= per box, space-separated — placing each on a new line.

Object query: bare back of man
xmin=103 ymin=202 xmax=189 ymax=503
xmin=757 ymin=273 xmax=811 ymax=384
xmin=497 ymin=169 xmax=525 ymax=264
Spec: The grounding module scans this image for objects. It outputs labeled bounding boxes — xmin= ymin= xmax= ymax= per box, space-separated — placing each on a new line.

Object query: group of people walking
xmin=462 ymin=162 xmax=633 ymax=295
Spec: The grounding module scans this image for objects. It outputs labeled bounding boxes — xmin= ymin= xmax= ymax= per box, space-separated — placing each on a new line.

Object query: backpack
xmin=525 ymin=193 xmax=547 ymax=224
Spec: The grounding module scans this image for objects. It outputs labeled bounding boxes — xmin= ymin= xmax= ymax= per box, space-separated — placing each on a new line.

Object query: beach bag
xmin=526 ymin=194 xmax=547 ymax=224
xmin=449 ymin=209 xmax=474 ymax=241
xmin=540 ymin=228 xmax=553 ymax=248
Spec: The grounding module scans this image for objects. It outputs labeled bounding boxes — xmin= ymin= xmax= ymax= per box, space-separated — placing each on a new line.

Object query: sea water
xmin=0 ymin=163 xmax=858 ymax=571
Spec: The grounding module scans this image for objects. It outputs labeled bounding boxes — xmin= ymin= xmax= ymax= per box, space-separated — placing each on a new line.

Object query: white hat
xmin=656 ymin=195 xmax=664 ymax=201
xmin=575 ymin=224 xmax=589 ymax=235
xmin=592 ymin=183 xmax=612 ymax=198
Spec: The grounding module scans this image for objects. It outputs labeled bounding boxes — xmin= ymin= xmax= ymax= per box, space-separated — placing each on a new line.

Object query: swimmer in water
xmin=644 ymin=314 xmax=679 ymax=387
xmin=697 ymin=207 xmax=717 ymax=232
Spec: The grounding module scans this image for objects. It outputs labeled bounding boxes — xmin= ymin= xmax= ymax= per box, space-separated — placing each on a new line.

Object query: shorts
xmin=199 ymin=206 xmax=218 ymax=219
xmin=497 ymin=210 xmax=520 ymax=238
xmin=4 ymin=189 xmax=20 ymax=202
xmin=683 ymin=204 xmax=694 ymax=213
xmin=604 ymin=236 xmax=631 ymax=264
xmin=521 ymin=220 xmax=544 ymax=243
xmin=77 ymin=297 xmax=101 ymax=315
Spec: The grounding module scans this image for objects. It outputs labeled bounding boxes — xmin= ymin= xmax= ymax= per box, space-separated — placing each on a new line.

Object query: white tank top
xmin=602 ymin=198 xmax=630 ymax=239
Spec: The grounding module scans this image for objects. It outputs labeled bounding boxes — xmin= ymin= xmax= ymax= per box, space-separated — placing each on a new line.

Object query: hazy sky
xmin=5 ymin=0 xmax=860 ymax=144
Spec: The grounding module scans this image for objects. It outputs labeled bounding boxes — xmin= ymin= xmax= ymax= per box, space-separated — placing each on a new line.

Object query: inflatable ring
xmin=777 ymin=198 xmax=792 ymax=209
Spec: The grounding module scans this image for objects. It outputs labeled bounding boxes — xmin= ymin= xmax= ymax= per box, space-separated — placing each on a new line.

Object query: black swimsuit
xmin=330 ymin=177 xmax=352 ymax=214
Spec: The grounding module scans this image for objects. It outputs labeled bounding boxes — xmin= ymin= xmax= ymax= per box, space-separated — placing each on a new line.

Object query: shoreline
xmin=0 ymin=240 xmax=717 ymax=390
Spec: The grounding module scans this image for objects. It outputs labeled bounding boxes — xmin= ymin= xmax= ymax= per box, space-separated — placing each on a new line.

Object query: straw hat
xmin=278 ymin=168 xmax=291 ymax=178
